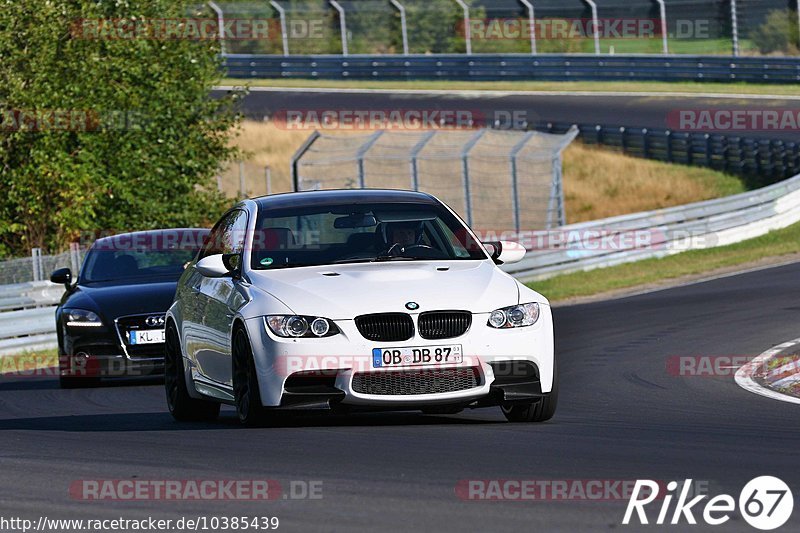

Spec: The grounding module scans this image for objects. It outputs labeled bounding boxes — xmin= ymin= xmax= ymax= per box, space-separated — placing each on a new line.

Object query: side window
xmin=199 ymin=210 xmax=248 ymax=259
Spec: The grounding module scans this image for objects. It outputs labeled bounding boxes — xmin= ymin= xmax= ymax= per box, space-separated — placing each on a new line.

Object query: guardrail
xmin=223 ymin=54 xmax=800 ymax=84
xmin=502 ymin=173 xmax=800 ymax=282
xmin=0 ymin=281 xmax=63 ymax=356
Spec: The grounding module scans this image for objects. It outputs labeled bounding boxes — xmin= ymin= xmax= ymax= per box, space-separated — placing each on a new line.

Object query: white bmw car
xmin=165 ymin=189 xmax=557 ymax=425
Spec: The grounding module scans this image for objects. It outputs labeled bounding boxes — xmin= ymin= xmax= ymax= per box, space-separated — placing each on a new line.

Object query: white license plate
xmin=372 ymin=345 xmax=463 ymax=368
xmin=129 ymin=329 xmax=165 ymax=345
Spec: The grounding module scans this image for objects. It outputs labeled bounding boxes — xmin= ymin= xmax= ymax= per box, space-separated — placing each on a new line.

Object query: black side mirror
xmin=50 ymin=267 xmax=72 ymax=289
xmin=222 ymin=253 xmax=242 ymax=274
xmin=483 ymin=241 xmax=502 ymax=262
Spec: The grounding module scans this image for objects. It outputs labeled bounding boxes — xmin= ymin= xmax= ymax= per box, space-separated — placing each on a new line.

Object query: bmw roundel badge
xmin=405 ymin=302 xmax=420 ymax=311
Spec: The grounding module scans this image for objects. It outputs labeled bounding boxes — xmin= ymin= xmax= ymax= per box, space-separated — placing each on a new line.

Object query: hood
xmin=66 ymin=280 xmax=179 ymax=322
xmin=247 ymin=260 xmax=527 ymax=319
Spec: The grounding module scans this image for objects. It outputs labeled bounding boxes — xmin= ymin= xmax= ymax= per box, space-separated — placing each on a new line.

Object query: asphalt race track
xmin=222 ymin=88 xmax=800 ymax=142
xmin=1 ymin=262 xmax=798 ymax=532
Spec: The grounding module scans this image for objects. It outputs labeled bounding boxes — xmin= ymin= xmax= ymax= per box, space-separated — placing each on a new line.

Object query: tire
xmin=501 ymin=358 xmax=558 ymax=423
xmin=232 ymin=327 xmax=271 ymax=427
xmin=164 ymin=323 xmax=220 ymax=422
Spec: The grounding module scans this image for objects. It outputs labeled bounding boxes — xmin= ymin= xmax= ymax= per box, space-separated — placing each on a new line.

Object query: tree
xmin=0 ymin=0 xmax=242 ymax=257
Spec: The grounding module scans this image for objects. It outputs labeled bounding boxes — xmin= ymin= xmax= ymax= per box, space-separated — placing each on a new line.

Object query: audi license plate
xmin=129 ymin=329 xmax=165 ymax=345
xmin=372 ymin=345 xmax=463 ymax=368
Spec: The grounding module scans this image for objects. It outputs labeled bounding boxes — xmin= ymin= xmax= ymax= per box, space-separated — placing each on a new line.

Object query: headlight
xmin=265 ymin=316 xmax=339 ymax=338
xmin=65 ymin=309 xmax=103 ymax=328
xmin=487 ymin=303 xmax=540 ymax=329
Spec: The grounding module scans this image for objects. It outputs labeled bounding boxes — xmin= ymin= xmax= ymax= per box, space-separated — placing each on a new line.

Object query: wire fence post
xmin=519 ymin=0 xmax=536 ymax=55
xmin=582 ymin=0 xmax=601 ymax=55
xmin=208 ymin=2 xmax=226 ymax=56
xmin=731 ymin=0 xmax=740 ymax=56
xmin=409 ymin=131 xmax=436 ymax=191
xmin=454 ymin=0 xmax=472 ymax=55
xmin=549 ymin=126 xmax=579 ymax=228
xmin=356 ymin=131 xmax=385 ymax=189
xmin=461 ymin=130 xmax=487 ymax=227
xmin=270 ymin=0 xmax=289 ymax=56
xmin=69 ymin=243 xmax=81 ymax=275
xmin=291 ymin=131 xmax=322 ymax=191
xmin=31 ymin=248 xmax=42 ymax=282
xmin=654 ymin=0 xmax=668 ymax=54
xmin=510 ymin=131 xmax=536 ymax=233
xmin=390 ymin=0 xmax=409 ymax=55
xmin=266 ymin=165 xmax=272 ymax=195
xmin=329 ymin=0 xmax=349 ymax=56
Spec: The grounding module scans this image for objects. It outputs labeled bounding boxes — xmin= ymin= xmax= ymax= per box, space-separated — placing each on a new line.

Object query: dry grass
xmin=223 ymin=121 xmax=744 ymax=222
xmin=562 ymin=143 xmax=745 ymax=222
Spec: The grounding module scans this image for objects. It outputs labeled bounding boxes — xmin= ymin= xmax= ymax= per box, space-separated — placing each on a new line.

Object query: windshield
xmin=81 ymin=235 xmax=203 ymax=284
xmin=251 ymin=202 xmax=488 ymax=270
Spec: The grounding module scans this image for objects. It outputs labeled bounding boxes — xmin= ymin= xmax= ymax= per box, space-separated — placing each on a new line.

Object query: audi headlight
xmin=265 ymin=316 xmax=339 ymax=338
xmin=487 ymin=303 xmax=540 ymax=329
xmin=65 ymin=309 xmax=103 ymax=328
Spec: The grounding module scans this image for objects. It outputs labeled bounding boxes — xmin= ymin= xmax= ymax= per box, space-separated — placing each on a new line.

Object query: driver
xmin=382 ymin=222 xmax=422 ymax=253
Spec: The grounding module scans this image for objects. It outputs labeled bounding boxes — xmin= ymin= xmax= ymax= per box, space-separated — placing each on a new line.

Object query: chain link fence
xmin=0 ymin=246 xmax=83 ymax=286
xmin=214 ymin=0 xmax=800 ymax=57
xmin=291 ymin=128 xmax=578 ymax=231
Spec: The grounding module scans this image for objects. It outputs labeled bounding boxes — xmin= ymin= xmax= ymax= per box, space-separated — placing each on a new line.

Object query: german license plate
xmin=129 ymin=329 xmax=165 ymax=345
xmin=372 ymin=345 xmax=463 ymax=368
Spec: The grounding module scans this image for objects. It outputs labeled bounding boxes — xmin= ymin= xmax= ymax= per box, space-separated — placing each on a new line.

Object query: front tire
xmin=164 ymin=323 xmax=220 ymax=422
xmin=232 ymin=327 xmax=271 ymax=427
xmin=501 ymin=358 xmax=558 ymax=423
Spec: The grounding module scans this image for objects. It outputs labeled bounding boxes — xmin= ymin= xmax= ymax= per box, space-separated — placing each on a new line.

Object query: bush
xmin=0 ymin=0 xmax=242 ymax=256
xmin=751 ymin=9 xmax=799 ymax=55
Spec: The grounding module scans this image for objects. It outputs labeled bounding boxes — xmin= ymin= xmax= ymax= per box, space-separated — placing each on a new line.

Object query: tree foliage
xmin=0 ymin=0 xmax=241 ymax=257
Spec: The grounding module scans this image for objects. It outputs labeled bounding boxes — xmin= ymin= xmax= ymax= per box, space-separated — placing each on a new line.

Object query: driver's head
xmin=386 ymin=222 xmax=418 ymax=247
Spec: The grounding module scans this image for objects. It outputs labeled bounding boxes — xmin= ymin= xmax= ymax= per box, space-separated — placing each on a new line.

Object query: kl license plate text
xmin=129 ymin=329 xmax=165 ymax=345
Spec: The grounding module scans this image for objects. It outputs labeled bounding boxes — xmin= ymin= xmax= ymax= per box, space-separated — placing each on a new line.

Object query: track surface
xmin=1 ymin=262 xmax=799 ymax=532
xmin=224 ymin=89 xmax=800 ymax=142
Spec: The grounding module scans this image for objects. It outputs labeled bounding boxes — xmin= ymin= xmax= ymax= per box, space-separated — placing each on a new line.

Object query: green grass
xmin=0 ymin=348 xmax=58 ymax=372
xmin=223 ymin=78 xmax=800 ymax=97
xmin=529 ymin=221 xmax=800 ymax=302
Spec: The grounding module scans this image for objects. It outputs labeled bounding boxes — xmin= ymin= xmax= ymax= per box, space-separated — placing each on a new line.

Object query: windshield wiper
xmin=371 ymin=255 xmax=424 ymax=263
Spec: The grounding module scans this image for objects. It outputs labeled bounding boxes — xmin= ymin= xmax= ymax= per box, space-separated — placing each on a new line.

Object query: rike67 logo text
xmin=623 ymin=477 xmax=793 ymax=530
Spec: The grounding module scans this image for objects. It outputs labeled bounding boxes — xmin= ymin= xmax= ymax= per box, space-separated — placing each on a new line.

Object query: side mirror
xmin=50 ymin=268 xmax=72 ymax=289
xmin=484 ymin=241 xmax=526 ymax=265
xmin=195 ymin=254 xmax=231 ymax=278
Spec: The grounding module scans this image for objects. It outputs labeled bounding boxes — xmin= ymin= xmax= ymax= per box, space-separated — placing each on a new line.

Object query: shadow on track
xmin=0 ymin=409 xmax=503 ymax=432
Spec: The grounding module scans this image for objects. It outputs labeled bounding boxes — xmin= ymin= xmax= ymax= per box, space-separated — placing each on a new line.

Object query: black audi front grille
xmin=352 ymin=367 xmax=481 ymax=395
xmin=355 ymin=313 xmax=414 ymax=342
xmin=418 ymin=311 xmax=472 ymax=339
xmin=116 ymin=314 xmax=166 ymax=359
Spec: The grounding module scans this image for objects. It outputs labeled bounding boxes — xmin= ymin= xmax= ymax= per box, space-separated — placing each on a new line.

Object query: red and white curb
xmin=735 ymin=338 xmax=800 ymax=405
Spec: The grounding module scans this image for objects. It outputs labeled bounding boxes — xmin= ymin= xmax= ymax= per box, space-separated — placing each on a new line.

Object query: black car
xmin=50 ymin=229 xmax=209 ymax=388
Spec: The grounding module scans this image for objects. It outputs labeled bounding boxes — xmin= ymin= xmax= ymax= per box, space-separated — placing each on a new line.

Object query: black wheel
xmin=232 ymin=327 xmax=271 ymax=427
xmin=164 ymin=323 xmax=220 ymax=422
xmin=501 ymin=358 xmax=558 ymax=423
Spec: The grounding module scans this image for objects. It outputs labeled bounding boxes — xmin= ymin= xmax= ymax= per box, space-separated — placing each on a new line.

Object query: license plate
xmin=372 ymin=345 xmax=463 ymax=368
xmin=129 ymin=329 xmax=165 ymax=345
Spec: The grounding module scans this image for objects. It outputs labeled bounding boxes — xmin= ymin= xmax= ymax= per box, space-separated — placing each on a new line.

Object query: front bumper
xmin=243 ymin=304 xmax=554 ymax=409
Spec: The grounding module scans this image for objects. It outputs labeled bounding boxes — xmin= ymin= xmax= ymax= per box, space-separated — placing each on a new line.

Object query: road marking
xmin=215 ymin=85 xmax=800 ymax=101
xmin=735 ymin=338 xmax=800 ymax=405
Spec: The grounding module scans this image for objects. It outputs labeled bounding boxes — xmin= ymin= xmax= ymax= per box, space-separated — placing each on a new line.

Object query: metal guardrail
xmin=224 ymin=54 xmax=800 ymax=84
xmin=502 ymin=173 xmax=800 ymax=282
xmin=0 ymin=281 xmax=63 ymax=356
